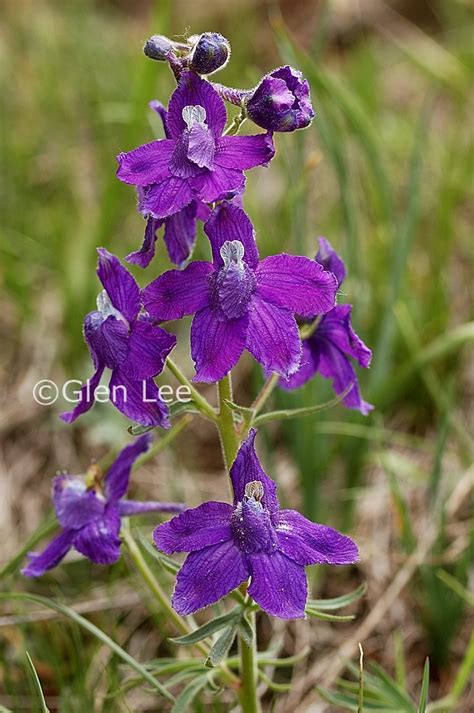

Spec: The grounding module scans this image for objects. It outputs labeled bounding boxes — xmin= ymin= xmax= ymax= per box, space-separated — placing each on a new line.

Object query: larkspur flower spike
xmin=22 ymin=435 xmax=185 ymax=577
xmin=281 ymin=238 xmax=373 ymax=415
xmin=154 ymin=429 xmax=358 ymax=619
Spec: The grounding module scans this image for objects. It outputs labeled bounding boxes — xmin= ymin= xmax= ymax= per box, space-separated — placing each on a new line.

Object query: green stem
xmin=166 ymin=357 xmax=217 ymax=422
xmin=216 ymin=374 xmax=240 ymax=469
xmin=238 ymin=608 xmax=261 ymax=713
xmin=122 ymin=527 xmax=205 ymax=647
xmin=251 ymin=373 xmax=279 ymax=417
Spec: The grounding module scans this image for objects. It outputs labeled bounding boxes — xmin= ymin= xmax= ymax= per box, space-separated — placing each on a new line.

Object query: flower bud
xmin=143 ymin=35 xmax=174 ymax=61
xmin=246 ymin=66 xmax=314 ymax=132
xmin=189 ymin=32 xmax=230 ymax=75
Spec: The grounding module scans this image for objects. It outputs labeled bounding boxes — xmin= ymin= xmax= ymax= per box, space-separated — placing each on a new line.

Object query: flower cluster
xmin=25 ymin=30 xmax=369 ymax=624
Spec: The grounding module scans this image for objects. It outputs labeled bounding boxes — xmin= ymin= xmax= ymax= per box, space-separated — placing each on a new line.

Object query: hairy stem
xmin=166 ymin=357 xmax=217 ymax=422
xmin=239 ymin=607 xmax=261 ymax=713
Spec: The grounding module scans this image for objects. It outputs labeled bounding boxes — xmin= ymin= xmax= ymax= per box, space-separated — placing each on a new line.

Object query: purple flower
xmin=154 ymin=430 xmax=358 ymax=619
xmin=142 ymin=203 xmax=338 ymax=383
xmin=126 ymin=101 xmax=211 ymax=269
xmin=22 ymin=435 xmax=185 ymax=577
xmin=116 ymin=71 xmax=274 ymax=220
xmin=281 ymin=238 xmax=373 ymax=415
xmin=61 ymin=249 xmax=176 ymax=427
xmin=246 ymin=66 xmax=314 ymax=133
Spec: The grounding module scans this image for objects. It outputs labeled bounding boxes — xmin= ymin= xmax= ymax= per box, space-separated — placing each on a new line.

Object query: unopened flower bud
xmin=143 ymin=35 xmax=174 ymax=61
xmin=189 ymin=32 xmax=230 ymax=75
xmin=246 ymin=65 xmax=314 ymax=132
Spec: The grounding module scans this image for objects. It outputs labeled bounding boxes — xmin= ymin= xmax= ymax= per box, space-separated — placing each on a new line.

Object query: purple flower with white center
xmin=281 ymin=238 xmax=373 ymax=415
xmin=22 ymin=435 xmax=185 ymax=577
xmin=246 ymin=66 xmax=314 ymax=132
xmin=116 ymin=71 xmax=274 ymax=220
xmin=142 ymin=203 xmax=338 ymax=383
xmin=154 ymin=429 xmax=358 ymax=619
xmin=61 ymin=249 xmax=176 ymax=427
xmin=126 ymin=101 xmax=211 ymax=269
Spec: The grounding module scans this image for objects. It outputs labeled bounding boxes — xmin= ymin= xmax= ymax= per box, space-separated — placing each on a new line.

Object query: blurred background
xmin=0 ymin=0 xmax=473 ymax=711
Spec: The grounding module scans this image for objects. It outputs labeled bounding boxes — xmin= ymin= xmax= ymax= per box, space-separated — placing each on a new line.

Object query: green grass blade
xmin=417 ymin=659 xmax=430 ymax=713
xmin=0 ymin=593 xmax=174 ymax=701
xmin=25 ymin=651 xmax=50 ymax=713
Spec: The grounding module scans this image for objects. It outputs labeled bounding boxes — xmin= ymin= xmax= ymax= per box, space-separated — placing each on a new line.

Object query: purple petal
xmin=149 ymin=100 xmax=170 ymax=138
xmin=110 ymin=370 xmax=171 ymax=428
xmin=172 ymin=540 xmax=249 ymax=615
xmin=119 ymin=500 xmax=185 ymax=516
xmin=187 ymin=123 xmax=215 ymax=169
xmin=215 ymin=133 xmax=275 ymax=170
xmin=154 ymin=501 xmax=233 ymax=553
xmin=22 ymin=529 xmax=75 ymax=578
xmin=143 ymin=176 xmax=194 ymax=219
xmin=167 ymin=71 xmax=227 ymax=140
xmin=247 ymin=551 xmax=307 ymax=619
xmin=52 ymin=475 xmax=105 ymax=529
xmin=126 ymin=217 xmax=162 ymax=269
xmin=60 ymin=366 xmax=104 ymax=424
xmin=163 ymin=202 xmax=198 ymax=266
xmin=119 ymin=320 xmax=176 ymax=381
xmin=143 ymin=261 xmax=212 ymax=321
xmin=97 ymin=248 xmax=140 ymax=322
xmin=318 ymin=305 xmax=372 ymax=368
xmin=316 ymin=237 xmax=347 ymax=288
xmin=191 ymin=165 xmax=245 ymax=204
xmin=246 ymin=297 xmax=301 ymax=378
xmin=104 ymin=434 xmax=152 ymax=502
xmin=191 ymin=307 xmax=248 ymax=382
xmin=229 ymin=429 xmax=279 ymax=512
xmin=116 ymin=138 xmax=174 ymax=186
xmin=256 ymin=254 xmax=337 ymax=317
xmin=204 ymin=203 xmax=259 ymax=269
xmin=279 ymin=339 xmax=319 ymax=390
xmin=73 ymin=506 xmax=121 ymax=565
xmin=275 ymin=509 xmax=359 ymax=566
xmin=84 ymin=312 xmax=129 ymax=370
xmin=313 ymin=336 xmax=373 ymax=415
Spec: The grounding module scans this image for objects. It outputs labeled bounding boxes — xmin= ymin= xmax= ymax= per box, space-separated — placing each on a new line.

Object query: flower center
xmin=169 ymin=104 xmax=215 ymax=176
xmin=231 ymin=480 xmax=277 ymax=554
xmin=97 ymin=290 xmax=128 ymax=326
xmin=182 ymin=104 xmax=207 ymax=129
xmin=212 ymin=241 xmax=256 ymax=320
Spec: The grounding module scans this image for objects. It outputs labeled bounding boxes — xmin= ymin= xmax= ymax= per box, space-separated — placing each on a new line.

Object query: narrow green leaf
xmin=435 ymin=569 xmax=474 ymax=607
xmin=0 ymin=593 xmax=173 ymax=701
xmin=170 ymin=607 xmax=242 ymax=646
xmin=308 ymin=583 xmax=367 ymax=611
xmin=127 ymin=424 xmax=156 ymax=436
xmin=171 ymin=675 xmax=209 ymax=713
xmin=258 ymin=670 xmax=292 ymax=692
xmin=417 ymin=659 xmax=430 ymax=713
xmin=205 ymin=624 xmax=238 ymax=667
xmin=238 ymin=616 xmax=254 ymax=648
xmin=305 ymin=607 xmax=355 ymax=622
xmin=25 ymin=651 xmax=50 ymax=713
xmin=253 ymin=386 xmax=352 ymax=426
xmin=223 ymin=399 xmax=255 ymax=419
